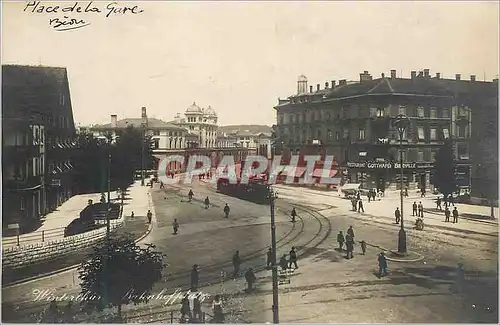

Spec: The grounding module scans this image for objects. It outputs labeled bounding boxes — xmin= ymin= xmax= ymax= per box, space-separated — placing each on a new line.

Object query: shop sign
xmin=347 ymin=161 xmax=434 ymax=169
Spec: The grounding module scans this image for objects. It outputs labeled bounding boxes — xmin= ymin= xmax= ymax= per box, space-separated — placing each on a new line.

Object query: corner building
xmin=274 ymin=70 xmax=497 ymax=191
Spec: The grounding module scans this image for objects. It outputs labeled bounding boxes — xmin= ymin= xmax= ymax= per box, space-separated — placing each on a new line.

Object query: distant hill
xmin=219 ymin=124 xmax=272 ymax=135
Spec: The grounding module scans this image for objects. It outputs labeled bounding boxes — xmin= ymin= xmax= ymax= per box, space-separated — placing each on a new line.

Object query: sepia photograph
xmin=1 ymin=1 xmax=499 ymax=323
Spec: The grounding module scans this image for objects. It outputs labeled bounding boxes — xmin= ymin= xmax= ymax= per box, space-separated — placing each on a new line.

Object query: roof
xmin=2 ymin=64 xmax=73 ymax=119
xmin=204 ymin=105 xmax=217 ymax=116
xmin=276 ymin=75 xmax=498 ymax=108
xmin=186 ymin=102 xmax=203 ymax=114
xmin=219 ymin=125 xmax=272 ymax=136
xmin=91 ymin=118 xmax=186 ymax=131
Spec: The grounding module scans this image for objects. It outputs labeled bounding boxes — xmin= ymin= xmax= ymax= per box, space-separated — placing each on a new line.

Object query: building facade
xmin=2 ymin=65 xmax=76 ymax=231
xmin=171 ymin=102 xmax=218 ymax=148
xmin=217 ymin=125 xmax=273 ymax=158
xmin=274 ymin=70 xmax=497 ymax=192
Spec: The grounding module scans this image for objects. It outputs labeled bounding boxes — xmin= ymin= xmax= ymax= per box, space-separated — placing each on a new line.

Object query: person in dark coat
xmin=347 ymin=225 xmax=355 ymax=238
xmin=288 ymin=247 xmax=298 ymax=269
xmin=173 ymin=218 xmax=179 ymax=235
xmin=193 ymin=297 xmax=202 ymax=322
xmin=337 ymin=231 xmax=345 ymax=251
xmin=245 ymin=268 xmax=257 ymax=292
xmin=212 ymin=295 xmax=224 ymax=323
xmin=345 ymin=234 xmax=354 ymax=259
xmin=452 ymin=207 xmax=459 ymax=223
xmin=445 ymin=207 xmax=451 ymax=222
xmin=395 ymin=207 xmax=401 ymax=224
xmin=412 ymin=201 xmax=418 ymax=216
xmin=358 ymin=199 xmax=364 ymax=213
xmin=188 ymin=189 xmax=194 ymax=202
xmin=418 ymin=202 xmax=424 ymax=218
xmin=436 ymin=197 xmax=442 ymax=210
xmin=279 ymin=254 xmax=288 ymax=271
xmin=190 ymin=264 xmax=199 ymax=291
xmin=232 ymin=251 xmax=241 ymax=278
xmin=351 ymin=198 xmax=357 ymax=211
xmin=290 ymin=207 xmax=297 ymax=223
xmin=204 ymin=197 xmax=210 ymax=209
xmin=147 ymin=210 xmax=152 ymax=223
xmin=266 ymin=248 xmax=273 ymax=268
xmin=180 ymin=296 xmax=192 ymax=320
xmin=378 ymin=252 xmax=388 ymax=277
xmin=223 ymin=204 xmax=230 ymax=218
xmin=360 ymin=240 xmax=367 ymax=255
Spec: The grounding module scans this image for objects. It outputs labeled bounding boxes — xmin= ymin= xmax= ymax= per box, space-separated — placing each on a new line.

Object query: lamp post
xmin=268 ymin=187 xmax=279 ymax=324
xmin=141 ymin=123 xmax=146 ymax=186
xmin=393 ymin=114 xmax=411 ymax=254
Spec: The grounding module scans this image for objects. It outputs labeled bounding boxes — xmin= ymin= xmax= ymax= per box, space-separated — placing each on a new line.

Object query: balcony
xmin=6 ymin=175 xmax=43 ymax=191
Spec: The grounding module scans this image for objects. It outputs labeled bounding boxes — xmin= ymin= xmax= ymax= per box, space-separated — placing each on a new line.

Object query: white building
xmin=217 ymin=125 xmax=273 ymax=158
xmin=171 ymin=102 xmax=218 ymax=148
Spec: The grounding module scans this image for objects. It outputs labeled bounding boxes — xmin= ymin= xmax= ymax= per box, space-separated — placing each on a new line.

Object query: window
xmin=443 ymin=128 xmax=449 ymax=139
xmin=335 ymin=132 xmax=340 ymax=140
xmin=458 ymin=125 xmax=466 ymax=138
xmin=398 ymin=105 xmax=406 ymax=115
xmin=327 ymin=129 xmax=333 ymax=139
xmin=430 ymin=150 xmax=437 ymax=161
xmin=358 ymin=128 xmax=365 ymax=140
xmin=343 ymin=129 xmax=349 ymax=139
xmin=457 ymin=144 xmax=469 ymax=160
xmin=417 ymin=127 xmax=425 ymax=140
xmin=417 ymin=150 xmax=424 ymax=161
xmin=458 ymin=106 xmax=468 ymax=117
xmin=376 ymin=108 xmax=385 ymax=117
xmin=430 ymin=128 xmax=437 ymax=140
xmin=417 ymin=107 xmax=425 ymax=118
xmin=153 ymin=139 xmax=159 ymax=149
xmin=153 ymin=130 xmax=160 ymax=136
xmin=430 ymin=108 xmax=437 ymax=118
xmin=442 ymin=108 xmax=450 ymax=118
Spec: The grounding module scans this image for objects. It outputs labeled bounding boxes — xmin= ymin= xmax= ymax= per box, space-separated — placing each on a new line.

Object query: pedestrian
xmin=418 ymin=202 xmax=424 ymax=218
xmin=360 ymin=240 xmax=367 ymax=255
xmin=245 ymin=268 xmax=257 ymax=292
xmin=180 ymin=296 xmax=192 ymax=321
xmin=130 ymin=211 xmax=134 ymax=219
xmin=377 ymin=252 xmax=388 ymax=277
xmin=337 ymin=231 xmax=345 ymax=251
xmin=160 ymin=181 xmax=164 ymax=189
xmin=288 ymin=247 xmax=298 ymax=269
xmin=394 ymin=207 xmax=401 ymax=224
xmin=351 ymin=198 xmax=357 ymax=211
xmin=212 ymin=295 xmax=225 ymax=323
xmin=290 ymin=207 xmax=297 ymax=223
xmin=266 ymin=248 xmax=273 ymax=268
xmin=193 ymin=297 xmax=202 ymax=322
xmin=347 ymin=225 xmax=355 ymax=238
xmin=223 ymin=203 xmax=230 ymax=218
xmin=232 ymin=250 xmax=241 ymax=278
xmin=358 ymin=199 xmax=364 ymax=213
xmin=436 ymin=197 xmax=442 ymax=210
xmin=420 ymin=188 xmax=425 ymax=198
xmin=445 ymin=207 xmax=451 ymax=222
xmin=404 ymin=187 xmax=408 ymax=197
xmin=356 ymin=191 xmax=361 ymax=201
xmin=368 ymin=190 xmax=372 ymax=202
xmin=452 ymin=207 xmax=459 ymax=223
xmin=204 ymin=196 xmax=210 ymax=209
xmin=190 ymin=264 xmax=199 ymax=291
xmin=412 ymin=201 xmax=418 ymax=216
xmin=345 ymin=234 xmax=354 ymax=259
xmin=173 ymin=218 xmax=179 ymax=235
xmin=188 ymin=189 xmax=194 ymax=202
xmin=279 ymin=254 xmax=288 ymax=271
xmin=147 ymin=210 xmax=152 ymax=224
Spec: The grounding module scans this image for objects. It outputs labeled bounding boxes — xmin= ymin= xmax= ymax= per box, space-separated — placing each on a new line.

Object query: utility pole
xmin=141 ymin=126 xmax=145 ymax=186
xmin=106 ymin=153 xmax=111 ymax=237
xmin=269 ymin=188 xmax=279 ymax=324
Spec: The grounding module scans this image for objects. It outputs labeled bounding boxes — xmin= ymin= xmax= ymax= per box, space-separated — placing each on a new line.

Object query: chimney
xmin=310 ymin=85 xmax=313 ymax=93
xmin=331 ymin=80 xmax=336 ymax=88
xmin=141 ymin=106 xmax=147 ymax=125
xmin=316 ymin=84 xmax=320 ymax=91
xmin=436 ymin=72 xmax=441 ymax=79
xmin=470 ymin=75 xmax=476 ymax=82
xmin=390 ymin=70 xmax=396 ymax=78
xmin=364 ymin=71 xmax=368 ymax=74
xmin=339 ymin=79 xmax=347 ymax=86
xmin=381 ymin=73 xmax=385 ymax=78
xmin=325 ymin=81 xmax=329 ymax=89
xmin=455 ymin=74 xmax=461 ymax=81
xmin=411 ymin=71 xmax=417 ymax=79
xmin=424 ymin=69 xmax=430 ymax=78
xmin=360 ymin=71 xmax=372 ymax=82
xmin=111 ymin=114 xmax=117 ymax=128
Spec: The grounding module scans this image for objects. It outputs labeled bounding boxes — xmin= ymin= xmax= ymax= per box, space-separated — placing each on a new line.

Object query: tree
xmin=73 ymin=132 xmax=106 ymax=194
xmin=78 ymin=234 xmax=165 ymax=320
xmin=432 ymin=139 xmax=458 ymax=203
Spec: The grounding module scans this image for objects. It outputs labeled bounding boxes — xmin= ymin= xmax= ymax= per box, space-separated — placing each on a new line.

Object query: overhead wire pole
xmin=269 ymin=188 xmax=279 ymax=324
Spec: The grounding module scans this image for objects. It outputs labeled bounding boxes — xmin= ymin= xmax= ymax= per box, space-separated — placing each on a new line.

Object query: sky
xmin=2 ymin=1 xmax=499 ymax=127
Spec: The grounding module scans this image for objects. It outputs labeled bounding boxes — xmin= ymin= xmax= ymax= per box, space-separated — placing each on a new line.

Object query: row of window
xmin=186 ymin=117 xmax=217 ymax=123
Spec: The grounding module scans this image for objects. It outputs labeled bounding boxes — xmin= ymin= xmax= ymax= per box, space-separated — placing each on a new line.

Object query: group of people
xmin=336 ymin=226 xmax=364 ymax=259
xmin=351 ymin=192 xmax=365 ymax=213
xmin=412 ymin=201 xmax=425 ymax=218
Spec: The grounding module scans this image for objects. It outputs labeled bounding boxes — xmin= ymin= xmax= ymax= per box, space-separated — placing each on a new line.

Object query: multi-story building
xmin=2 ymin=65 xmax=76 ymax=231
xmin=217 ymin=125 xmax=273 ymax=158
xmin=171 ymin=102 xmax=218 ymax=148
xmin=274 ymin=70 xmax=497 ymax=192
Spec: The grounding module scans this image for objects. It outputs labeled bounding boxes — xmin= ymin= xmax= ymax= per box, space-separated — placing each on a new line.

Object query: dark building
xmin=2 ymin=65 xmax=76 ymax=231
xmin=274 ymin=70 xmax=497 ymax=192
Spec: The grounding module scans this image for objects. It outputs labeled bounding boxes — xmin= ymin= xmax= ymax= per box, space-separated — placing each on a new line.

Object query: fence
xmin=2 ymin=220 xmax=124 ymax=269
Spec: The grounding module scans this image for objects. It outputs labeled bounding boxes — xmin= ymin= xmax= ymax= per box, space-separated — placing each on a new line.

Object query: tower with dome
xmin=171 ymin=102 xmax=218 ymax=148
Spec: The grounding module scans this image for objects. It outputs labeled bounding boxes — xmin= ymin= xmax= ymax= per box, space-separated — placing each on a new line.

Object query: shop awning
xmin=341 ymin=183 xmax=361 ymax=191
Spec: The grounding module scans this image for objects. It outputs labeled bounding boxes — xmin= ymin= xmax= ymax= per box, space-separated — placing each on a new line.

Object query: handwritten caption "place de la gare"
xmin=24 ymin=1 xmax=144 ymax=31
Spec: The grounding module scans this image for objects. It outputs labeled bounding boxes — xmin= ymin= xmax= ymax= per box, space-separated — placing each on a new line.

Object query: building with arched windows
xmin=170 ymin=102 xmax=218 ymax=148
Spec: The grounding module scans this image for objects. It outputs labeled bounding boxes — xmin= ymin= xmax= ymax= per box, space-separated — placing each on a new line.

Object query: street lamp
xmin=268 ymin=187 xmax=279 ymax=324
xmin=392 ymin=114 xmax=411 ymax=254
xmin=141 ymin=122 xmax=146 ymax=186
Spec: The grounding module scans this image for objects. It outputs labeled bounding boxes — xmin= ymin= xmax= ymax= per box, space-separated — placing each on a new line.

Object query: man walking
xmin=188 ymin=189 xmax=194 ymax=202
xmin=266 ymin=248 xmax=273 ymax=269
xmin=345 ymin=234 xmax=354 ymax=259
xmin=223 ymin=203 xmax=230 ymax=218
xmin=245 ymin=268 xmax=257 ymax=292
xmin=444 ymin=207 xmax=451 ymax=222
xmin=378 ymin=252 xmax=388 ymax=277
xmin=436 ymin=197 xmax=442 ymax=210
xmin=337 ymin=231 xmax=345 ymax=251
xmin=190 ymin=264 xmax=199 ymax=291
xmin=412 ymin=201 xmax=418 ymax=216
xmin=395 ymin=207 xmax=401 ymax=224
xmin=452 ymin=207 xmax=459 ymax=223
xmin=173 ymin=218 xmax=179 ymax=235
xmin=418 ymin=202 xmax=424 ymax=218
xmin=358 ymin=199 xmax=364 ymax=213
xmin=288 ymin=247 xmax=298 ymax=269
xmin=232 ymin=250 xmax=241 ymax=278
xmin=290 ymin=207 xmax=297 ymax=223
xmin=347 ymin=225 xmax=355 ymax=239
xmin=147 ymin=210 xmax=152 ymax=224
xmin=204 ymin=196 xmax=210 ymax=209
